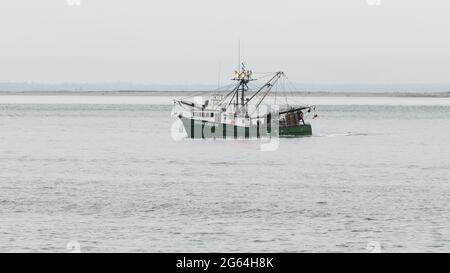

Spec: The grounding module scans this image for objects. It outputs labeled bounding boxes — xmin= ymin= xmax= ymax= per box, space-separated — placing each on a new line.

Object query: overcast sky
xmin=1 ymin=0 xmax=449 ymax=85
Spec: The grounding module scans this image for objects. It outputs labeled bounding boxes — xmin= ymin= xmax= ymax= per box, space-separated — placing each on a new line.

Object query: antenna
xmin=218 ymin=62 xmax=221 ymax=89
xmin=238 ymin=39 xmax=241 ymax=74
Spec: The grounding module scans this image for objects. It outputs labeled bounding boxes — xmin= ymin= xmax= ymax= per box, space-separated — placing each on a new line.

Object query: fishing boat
xmin=172 ymin=63 xmax=317 ymax=139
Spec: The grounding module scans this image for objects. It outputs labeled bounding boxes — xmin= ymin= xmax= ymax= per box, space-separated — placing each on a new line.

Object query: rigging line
xmin=225 ymin=85 xmax=239 ymax=110
xmin=252 ymin=73 xmax=276 ymax=81
xmin=274 ymin=87 xmax=277 ymax=106
xmin=278 ymin=74 xmax=289 ymax=104
xmin=179 ymin=87 xmax=217 ymax=100
xmin=247 ymin=82 xmax=262 ymax=92
xmin=283 ymin=76 xmax=289 ymax=106
xmin=176 ymin=72 xmax=270 ymax=101
xmin=253 ymin=72 xmax=274 ymax=76
xmin=181 ymin=80 xmax=236 ymax=98
xmin=212 ymin=84 xmax=240 ymax=110
xmin=288 ymin=80 xmax=301 ymax=105
xmin=251 ymin=72 xmax=278 ymax=85
xmin=284 ymin=75 xmax=306 ymax=105
xmin=252 ymin=71 xmax=277 ymax=75
xmin=244 ymin=72 xmax=280 ymax=106
xmin=250 ymin=74 xmax=282 ymax=116
xmin=179 ymin=82 xmax=235 ymax=101
xmin=273 ymin=77 xmax=278 ymax=106
xmin=211 ymin=83 xmax=235 ymax=97
xmin=285 ymin=76 xmax=298 ymax=94
xmin=180 ymin=91 xmax=209 ymax=101
xmin=247 ymin=81 xmax=257 ymax=88
xmin=215 ymin=82 xmax=234 ymax=91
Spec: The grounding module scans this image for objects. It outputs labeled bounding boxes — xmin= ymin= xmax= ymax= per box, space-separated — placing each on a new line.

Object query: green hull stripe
xmin=180 ymin=117 xmax=312 ymax=138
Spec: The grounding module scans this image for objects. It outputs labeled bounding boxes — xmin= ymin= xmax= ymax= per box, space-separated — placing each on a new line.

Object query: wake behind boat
xmin=172 ymin=63 xmax=317 ymax=139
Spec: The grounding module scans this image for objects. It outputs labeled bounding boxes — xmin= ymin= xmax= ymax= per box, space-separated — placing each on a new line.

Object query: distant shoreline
xmin=0 ymin=90 xmax=449 ymax=98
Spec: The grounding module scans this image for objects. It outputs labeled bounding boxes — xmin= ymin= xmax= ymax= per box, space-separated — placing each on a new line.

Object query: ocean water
xmin=0 ymin=96 xmax=449 ymax=252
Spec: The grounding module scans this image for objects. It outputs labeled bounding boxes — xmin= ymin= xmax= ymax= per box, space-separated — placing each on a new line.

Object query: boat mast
xmin=233 ymin=62 xmax=252 ymax=114
xmin=236 ymin=40 xmax=241 ymax=111
xmin=240 ymin=63 xmax=246 ymax=107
